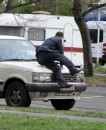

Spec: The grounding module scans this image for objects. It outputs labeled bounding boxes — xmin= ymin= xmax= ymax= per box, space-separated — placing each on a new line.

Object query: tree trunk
xmin=0 ymin=0 xmax=3 ymax=3
xmin=6 ymin=0 xmax=13 ymax=12
xmin=72 ymin=0 xmax=93 ymax=76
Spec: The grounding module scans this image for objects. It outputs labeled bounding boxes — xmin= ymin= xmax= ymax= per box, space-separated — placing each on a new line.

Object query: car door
xmin=89 ymin=29 xmax=103 ymax=60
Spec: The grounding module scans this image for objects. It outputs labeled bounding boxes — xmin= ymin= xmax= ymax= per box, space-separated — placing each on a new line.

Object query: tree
xmin=72 ymin=0 xmax=93 ymax=76
xmin=0 ymin=0 xmax=3 ymax=2
xmin=14 ymin=0 xmax=73 ymax=15
xmin=0 ymin=0 xmax=41 ymax=13
xmin=72 ymin=0 xmax=106 ymax=76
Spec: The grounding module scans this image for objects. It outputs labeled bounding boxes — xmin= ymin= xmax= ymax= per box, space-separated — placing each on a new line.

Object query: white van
xmin=0 ymin=35 xmax=86 ymax=110
xmin=0 ymin=13 xmax=83 ymax=67
xmin=87 ymin=21 xmax=106 ymax=65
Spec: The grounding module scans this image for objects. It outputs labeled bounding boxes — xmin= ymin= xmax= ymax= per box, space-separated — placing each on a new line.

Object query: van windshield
xmin=0 ymin=39 xmax=36 ymax=61
xmin=89 ymin=29 xmax=103 ymax=43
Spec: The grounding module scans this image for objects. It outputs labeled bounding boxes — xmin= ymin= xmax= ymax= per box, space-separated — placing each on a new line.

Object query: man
xmin=36 ymin=32 xmax=83 ymax=88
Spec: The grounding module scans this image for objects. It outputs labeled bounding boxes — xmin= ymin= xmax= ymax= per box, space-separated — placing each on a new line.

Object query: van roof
xmin=0 ymin=13 xmax=79 ymax=30
xmin=87 ymin=21 xmax=106 ymax=29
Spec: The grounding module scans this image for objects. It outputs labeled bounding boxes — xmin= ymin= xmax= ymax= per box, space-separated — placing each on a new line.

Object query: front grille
xmin=51 ymin=73 xmax=77 ymax=82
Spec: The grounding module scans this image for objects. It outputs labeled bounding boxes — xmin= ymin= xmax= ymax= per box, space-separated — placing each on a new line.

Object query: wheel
xmin=50 ymin=99 xmax=75 ymax=110
xmin=99 ymin=61 xmax=105 ymax=66
xmin=25 ymin=98 xmax=31 ymax=107
xmin=5 ymin=81 xmax=31 ymax=107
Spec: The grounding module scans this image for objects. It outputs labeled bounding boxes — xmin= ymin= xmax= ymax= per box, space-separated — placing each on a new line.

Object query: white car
xmin=0 ymin=35 xmax=86 ymax=110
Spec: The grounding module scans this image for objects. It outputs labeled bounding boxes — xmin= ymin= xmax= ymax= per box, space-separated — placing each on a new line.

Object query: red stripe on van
xmin=35 ymin=46 xmax=83 ymax=53
xmin=103 ymin=43 xmax=106 ymax=54
xmin=64 ymin=47 xmax=83 ymax=52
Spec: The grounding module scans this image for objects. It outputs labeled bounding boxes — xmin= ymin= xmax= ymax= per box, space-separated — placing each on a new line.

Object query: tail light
xmin=103 ymin=43 xmax=106 ymax=54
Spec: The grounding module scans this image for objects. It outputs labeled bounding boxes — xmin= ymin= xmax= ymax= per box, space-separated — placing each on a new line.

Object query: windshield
xmin=0 ymin=39 xmax=36 ymax=61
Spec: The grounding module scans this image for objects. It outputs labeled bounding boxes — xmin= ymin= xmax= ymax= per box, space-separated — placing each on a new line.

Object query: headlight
xmin=32 ymin=72 xmax=51 ymax=82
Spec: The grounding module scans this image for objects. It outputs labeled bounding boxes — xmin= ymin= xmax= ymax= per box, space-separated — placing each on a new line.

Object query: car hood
xmin=0 ymin=61 xmax=69 ymax=73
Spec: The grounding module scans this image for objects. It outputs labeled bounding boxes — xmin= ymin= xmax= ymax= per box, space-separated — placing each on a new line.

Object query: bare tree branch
xmin=83 ymin=2 xmax=106 ymax=16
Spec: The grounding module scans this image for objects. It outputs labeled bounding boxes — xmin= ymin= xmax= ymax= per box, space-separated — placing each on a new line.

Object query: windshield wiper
xmin=26 ymin=59 xmax=37 ymax=61
xmin=3 ymin=59 xmax=22 ymax=61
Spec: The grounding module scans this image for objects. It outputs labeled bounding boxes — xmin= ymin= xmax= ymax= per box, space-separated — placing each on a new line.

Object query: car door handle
xmin=92 ymin=47 xmax=95 ymax=48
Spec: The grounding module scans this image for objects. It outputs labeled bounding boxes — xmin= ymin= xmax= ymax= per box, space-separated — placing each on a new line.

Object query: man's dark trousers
xmin=38 ymin=51 xmax=76 ymax=88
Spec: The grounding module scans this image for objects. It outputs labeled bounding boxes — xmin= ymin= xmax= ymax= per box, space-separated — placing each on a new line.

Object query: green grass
xmin=85 ymin=75 xmax=106 ymax=86
xmin=94 ymin=64 xmax=106 ymax=73
xmin=0 ymin=106 xmax=106 ymax=119
xmin=84 ymin=64 xmax=106 ymax=86
xmin=0 ymin=113 xmax=105 ymax=130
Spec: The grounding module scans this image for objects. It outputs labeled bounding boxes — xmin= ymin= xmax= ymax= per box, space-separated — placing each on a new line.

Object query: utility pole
xmin=97 ymin=5 xmax=100 ymax=63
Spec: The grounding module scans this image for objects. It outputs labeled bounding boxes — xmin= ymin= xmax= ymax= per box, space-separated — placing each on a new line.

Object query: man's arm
xmin=56 ymin=39 xmax=64 ymax=54
xmin=56 ymin=39 xmax=64 ymax=66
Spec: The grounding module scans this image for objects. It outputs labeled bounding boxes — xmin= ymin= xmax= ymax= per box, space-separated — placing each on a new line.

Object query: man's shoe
xmin=71 ymin=68 xmax=83 ymax=76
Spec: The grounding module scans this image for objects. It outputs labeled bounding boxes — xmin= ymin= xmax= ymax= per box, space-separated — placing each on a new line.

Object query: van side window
xmin=89 ymin=29 xmax=103 ymax=43
xmin=0 ymin=26 xmax=24 ymax=37
xmin=28 ymin=28 xmax=45 ymax=41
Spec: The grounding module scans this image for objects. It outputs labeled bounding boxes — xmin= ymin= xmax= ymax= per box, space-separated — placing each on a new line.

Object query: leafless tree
xmin=72 ymin=0 xmax=106 ymax=76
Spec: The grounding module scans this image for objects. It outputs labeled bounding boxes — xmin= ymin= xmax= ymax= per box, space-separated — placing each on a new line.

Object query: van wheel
xmin=50 ymin=99 xmax=75 ymax=110
xmin=5 ymin=81 xmax=31 ymax=107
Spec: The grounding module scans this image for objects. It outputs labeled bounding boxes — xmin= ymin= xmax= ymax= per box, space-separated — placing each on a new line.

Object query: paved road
xmin=30 ymin=86 xmax=106 ymax=112
xmin=73 ymin=86 xmax=106 ymax=112
xmin=0 ymin=86 xmax=106 ymax=112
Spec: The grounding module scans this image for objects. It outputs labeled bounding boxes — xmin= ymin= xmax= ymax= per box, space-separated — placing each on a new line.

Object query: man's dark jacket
xmin=36 ymin=37 xmax=64 ymax=55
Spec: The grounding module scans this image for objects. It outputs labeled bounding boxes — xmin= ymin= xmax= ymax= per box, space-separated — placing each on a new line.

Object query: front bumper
xmin=26 ymin=82 xmax=87 ymax=92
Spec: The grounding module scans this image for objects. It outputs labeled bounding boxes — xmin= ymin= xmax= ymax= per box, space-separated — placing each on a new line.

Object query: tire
xmin=50 ymin=99 xmax=75 ymax=110
xmin=5 ymin=81 xmax=31 ymax=107
xmin=99 ymin=61 xmax=105 ymax=66
xmin=25 ymin=99 xmax=31 ymax=107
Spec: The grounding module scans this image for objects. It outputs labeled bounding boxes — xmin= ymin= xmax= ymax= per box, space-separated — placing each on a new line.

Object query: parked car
xmin=0 ymin=35 xmax=86 ymax=110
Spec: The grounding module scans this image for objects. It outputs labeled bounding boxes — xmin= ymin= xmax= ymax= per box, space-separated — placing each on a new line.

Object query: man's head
xmin=55 ymin=32 xmax=64 ymax=39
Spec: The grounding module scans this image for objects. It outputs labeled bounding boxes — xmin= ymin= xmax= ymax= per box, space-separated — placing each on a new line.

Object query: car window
xmin=89 ymin=29 xmax=103 ymax=43
xmin=0 ymin=39 xmax=37 ymax=61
